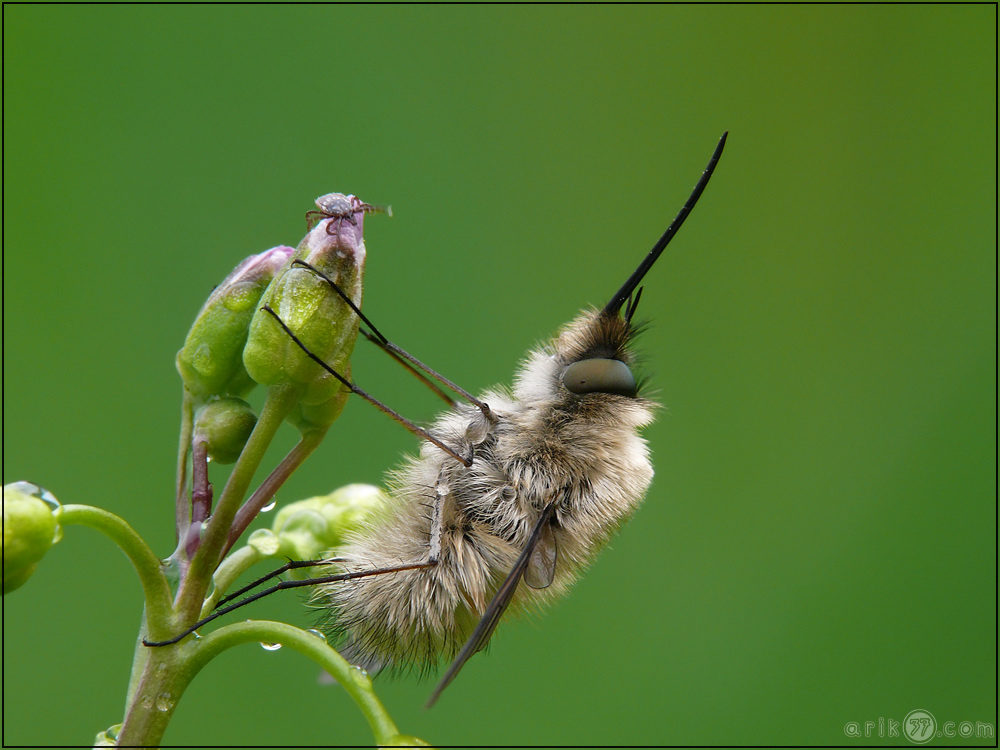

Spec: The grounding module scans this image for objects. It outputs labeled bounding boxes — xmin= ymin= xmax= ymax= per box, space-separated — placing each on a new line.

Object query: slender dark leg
xmin=262 ymin=306 xmax=473 ymax=468
xmin=143 ymin=560 xmax=437 ymax=648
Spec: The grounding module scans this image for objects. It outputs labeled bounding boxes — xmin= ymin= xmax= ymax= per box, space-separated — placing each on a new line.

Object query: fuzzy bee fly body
xmin=319 ymin=133 xmax=728 ymax=706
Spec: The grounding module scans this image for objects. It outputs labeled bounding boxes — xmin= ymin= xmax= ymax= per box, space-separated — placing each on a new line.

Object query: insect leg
xmin=426 ymin=470 xmax=452 ymax=565
xmin=425 ymin=501 xmax=558 ymax=708
xmin=291 ymin=259 xmax=494 ymax=422
xmin=212 ymin=558 xmax=345 ymax=610
xmin=143 ymin=560 xmax=435 ymax=648
xmin=262 ymin=306 xmax=472 ymax=468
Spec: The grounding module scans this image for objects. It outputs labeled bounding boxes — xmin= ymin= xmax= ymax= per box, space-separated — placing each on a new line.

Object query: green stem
xmin=224 ymin=429 xmax=326 ymax=557
xmin=59 ymin=504 xmax=173 ymax=638
xmin=200 ymin=544 xmax=263 ymax=616
xmin=175 ymin=389 xmax=195 ymax=546
xmin=175 ymin=383 xmax=302 ymax=623
xmin=188 ymin=620 xmax=401 ymax=745
xmin=116 ymin=638 xmax=192 ymax=747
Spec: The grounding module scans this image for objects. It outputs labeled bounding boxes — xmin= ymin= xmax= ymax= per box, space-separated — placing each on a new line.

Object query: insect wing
xmin=425 ymin=502 xmax=558 ymax=707
xmin=523 ymin=519 xmax=557 ymax=590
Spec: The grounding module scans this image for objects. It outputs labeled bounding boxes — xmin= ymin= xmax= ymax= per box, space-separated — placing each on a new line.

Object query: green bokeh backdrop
xmin=3 ymin=5 xmax=995 ymax=747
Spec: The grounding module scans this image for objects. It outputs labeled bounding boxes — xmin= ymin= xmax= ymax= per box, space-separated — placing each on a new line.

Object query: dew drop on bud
xmin=155 ymin=692 xmax=174 ymax=712
xmin=306 ymin=628 xmax=327 ymax=642
xmin=260 ymin=500 xmax=277 ymax=513
xmin=260 ymin=641 xmax=282 ymax=651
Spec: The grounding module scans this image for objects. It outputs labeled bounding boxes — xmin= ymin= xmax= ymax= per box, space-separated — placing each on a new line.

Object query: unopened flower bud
xmin=193 ymin=397 xmax=258 ymax=464
xmin=271 ymin=484 xmax=386 ymax=562
xmin=284 ymin=375 xmax=352 ymax=433
xmin=177 ymin=246 xmax=295 ymax=399
xmin=3 ymin=482 xmax=62 ymax=595
xmin=244 ymin=194 xmax=369 ymax=410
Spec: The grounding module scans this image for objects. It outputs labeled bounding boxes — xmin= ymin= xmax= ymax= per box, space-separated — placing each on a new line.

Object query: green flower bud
xmin=271 ymin=484 xmax=387 ymax=563
xmin=177 ymin=246 xmax=295 ymax=399
xmin=284 ymin=377 xmax=351 ymax=433
xmin=3 ymin=482 xmax=62 ymax=595
xmin=244 ymin=194 xmax=369 ymax=410
xmin=193 ymin=397 xmax=258 ymax=464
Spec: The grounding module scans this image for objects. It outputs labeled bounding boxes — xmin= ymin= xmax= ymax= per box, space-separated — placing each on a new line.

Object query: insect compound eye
xmin=562 ymin=358 xmax=637 ymax=397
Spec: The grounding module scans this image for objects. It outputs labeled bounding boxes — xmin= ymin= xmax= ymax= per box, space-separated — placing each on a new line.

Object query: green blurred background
xmin=3 ymin=5 xmax=995 ymax=747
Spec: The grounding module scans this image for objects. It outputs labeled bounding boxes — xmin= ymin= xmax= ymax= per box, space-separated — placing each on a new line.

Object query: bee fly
xmin=148 ymin=132 xmax=727 ymax=708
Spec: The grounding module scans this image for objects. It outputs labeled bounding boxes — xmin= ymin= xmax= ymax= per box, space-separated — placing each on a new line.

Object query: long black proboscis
xmin=604 ymin=131 xmax=728 ymax=317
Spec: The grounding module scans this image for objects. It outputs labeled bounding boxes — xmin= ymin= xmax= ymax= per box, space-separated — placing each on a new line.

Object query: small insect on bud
xmin=3 ymin=482 xmax=62 ymax=595
xmin=244 ymin=194 xmax=371 ymax=409
xmin=177 ymin=246 xmax=295 ymax=400
xmin=270 ymin=484 xmax=387 ymax=563
xmin=192 ymin=397 xmax=258 ymax=464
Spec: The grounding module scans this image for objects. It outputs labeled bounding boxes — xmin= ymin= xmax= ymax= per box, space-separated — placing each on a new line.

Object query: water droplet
xmin=260 ymin=499 xmax=277 ymax=513
xmin=248 ymin=528 xmax=280 ymax=556
xmin=9 ymin=480 xmax=62 ymax=529
xmin=350 ymin=664 xmax=372 ymax=688
xmin=206 ymin=455 xmax=213 ymax=464
xmin=155 ymin=693 xmax=174 ymax=712
xmin=260 ymin=641 xmax=282 ymax=651
xmin=155 ymin=662 xmax=168 ymax=675
xmin=101 ymin=724 xmax=121 ymax=742
xmin=140 ymin=694 xmax=154 ymax=709
xmin=465 ymin=411 xmax=490 ymax=444
xmin=306 ymin=628 xmax=327 ymax=642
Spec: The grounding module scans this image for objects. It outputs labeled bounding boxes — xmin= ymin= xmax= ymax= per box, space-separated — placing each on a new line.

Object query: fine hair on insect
xmin=145 ymin=132 xmax=728 ymax=708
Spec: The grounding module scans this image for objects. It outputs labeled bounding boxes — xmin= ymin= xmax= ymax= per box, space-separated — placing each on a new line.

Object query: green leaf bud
xmin=177 ymin=246 xmax=295 ymax=399
xmin=271 ymin=483 xmax=387 ymax=563
xmin=244 ymin=194 xmax=369 ymax=409
xmin=193 ymin=397 xmax=258 ymax=464
xmin=3 ymin=482 xmax=62 ymax=595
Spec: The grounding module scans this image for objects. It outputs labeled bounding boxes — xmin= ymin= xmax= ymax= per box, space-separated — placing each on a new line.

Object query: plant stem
xmin=189 ymin=620 xmax=402 ymax=745
xmin=174 ymin=383 xmax=301 ymax=624
xmin=116 ymin=638 xmax=192 ymax=747
xmin=224 ymin=429 xmax=326 ymax=557
xmin=200 ymin=544 xmax=263 ymax=616
xmin=175 ymin=389 xmax=194 ymax=545
xmin=59 ymin=504 xmax=173 ymax=638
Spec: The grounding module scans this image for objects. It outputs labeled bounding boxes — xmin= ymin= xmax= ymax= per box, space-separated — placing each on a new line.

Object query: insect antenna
xmin=143 ymin=559 xmax=435 ymax=648
xmin=261 ymin=306 xmax=473 ymax=467
xmin=604 ymin=131 xmax=728 ymax=318
xmin=291 ymin=259 xmax=493 ymax=420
